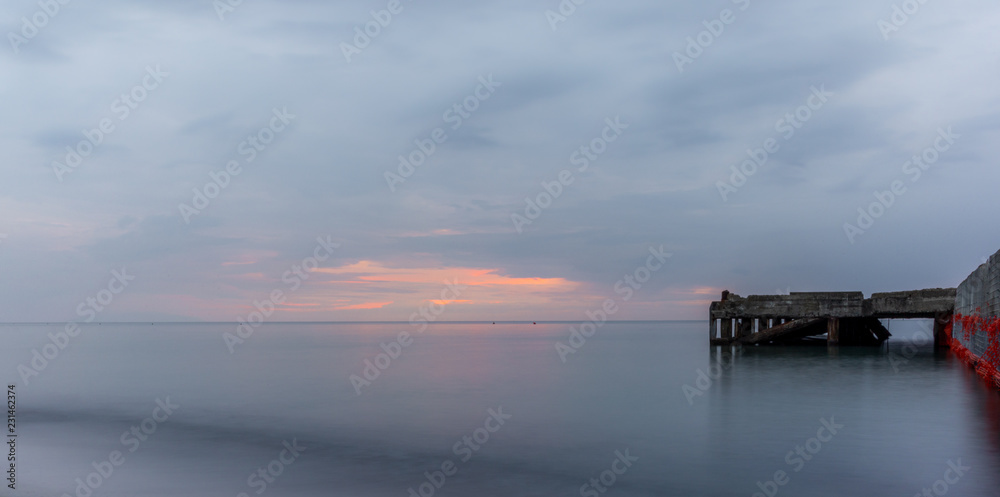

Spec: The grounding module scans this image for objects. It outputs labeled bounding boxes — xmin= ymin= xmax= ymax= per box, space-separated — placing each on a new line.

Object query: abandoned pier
xmin=709 ymin=249 xmax=1000 ymax=387
xmin=708 ymin=289 xmax=956 ymax=346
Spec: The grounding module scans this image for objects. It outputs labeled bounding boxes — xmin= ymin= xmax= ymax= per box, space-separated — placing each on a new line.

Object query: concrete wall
xmin=952 ymin=249 xmax=1000 ymax=385
xmin=710 ymin=289 xmax=954 ymax=321
xmin=867 ymin=288 xmax=957 ymax=318
xmin=712 ymin=292 xmax=865 ymax=319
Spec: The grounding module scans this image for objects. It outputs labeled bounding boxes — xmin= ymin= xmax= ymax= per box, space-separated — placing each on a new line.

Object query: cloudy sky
xmin=1 ymin=0 xmax=998 ymax=322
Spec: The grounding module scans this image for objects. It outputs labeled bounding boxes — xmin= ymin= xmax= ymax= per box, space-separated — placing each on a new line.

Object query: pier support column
xmin=738 ymin=318 xmax=753 ymax=338
xmin=709 ymin=318 xmax=718 ymax=340
xmin=757 ymin=317 xmax=768 ymax=333
xmin=827 ymin=318 xmax=840 ymax=345
xmin=933 ymin=311 xmax=952 ymax=349
xmin=721 ymin=318 xmax=732 ymax=341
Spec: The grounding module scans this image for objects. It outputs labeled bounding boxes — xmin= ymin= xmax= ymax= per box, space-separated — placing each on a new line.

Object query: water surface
xmin=2 ymin=321 xmax=998 ymax=496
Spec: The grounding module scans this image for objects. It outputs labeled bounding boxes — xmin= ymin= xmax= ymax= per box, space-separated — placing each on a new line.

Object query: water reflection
xmin=4 ymin=321 xmax=1000 ymax=496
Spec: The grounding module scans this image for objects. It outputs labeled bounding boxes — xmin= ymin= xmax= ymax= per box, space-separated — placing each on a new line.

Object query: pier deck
xmin=709 ymin=288 xmax=956 ymax=346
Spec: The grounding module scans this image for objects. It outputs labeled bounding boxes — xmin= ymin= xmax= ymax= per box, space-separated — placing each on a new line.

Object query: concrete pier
xmin=709 ymin=288 xmax=956 ymax=345
xmin=707 ymin=249 xmax=1000 ymax=391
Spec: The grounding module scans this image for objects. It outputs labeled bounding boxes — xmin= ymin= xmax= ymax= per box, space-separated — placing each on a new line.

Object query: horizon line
xmin=0 ymin=319 xmax=699 ymax=325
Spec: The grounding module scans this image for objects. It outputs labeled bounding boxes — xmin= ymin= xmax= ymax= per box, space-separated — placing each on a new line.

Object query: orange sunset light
xmin=269 ymin=261 xmax=584 ymax=316
xmin=313 ymin=261 xmax=577 ymax=291
xmin=334 ymin=301 xmax=394 ymax=310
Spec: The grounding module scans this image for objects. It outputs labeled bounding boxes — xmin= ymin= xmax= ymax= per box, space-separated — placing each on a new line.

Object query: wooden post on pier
xmin=721 ymin=318 xmax=732 ymax=341
xmin=827 ymin=318 xmax=840 ymax=345
xmin=738 ymin=318 xmax=753 ymax=338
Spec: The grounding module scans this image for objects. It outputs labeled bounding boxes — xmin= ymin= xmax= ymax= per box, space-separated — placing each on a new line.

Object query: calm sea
xmin=2 ymin=321 xmax=999 ymax=496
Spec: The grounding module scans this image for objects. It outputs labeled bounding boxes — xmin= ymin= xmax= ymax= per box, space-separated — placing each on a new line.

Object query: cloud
xmin=1 ymin=0 xmax=999 ymax=321
xmin=333 ymin=301 xmax=394 ymax=311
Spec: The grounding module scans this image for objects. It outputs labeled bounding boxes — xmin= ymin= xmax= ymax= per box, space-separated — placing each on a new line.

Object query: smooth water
xmin=2 ymin=321 xmax=999 ymax=496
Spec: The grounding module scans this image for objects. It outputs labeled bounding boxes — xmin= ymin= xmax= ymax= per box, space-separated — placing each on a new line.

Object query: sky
xmin=1 ymin=0 xmax=998 ymax=322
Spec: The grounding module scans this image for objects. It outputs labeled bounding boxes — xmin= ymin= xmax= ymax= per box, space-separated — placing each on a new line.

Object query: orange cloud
xmin=222 ymin=260 xmax=257 ymax=266
xmin=314 ymin=261 xmax=576 ymax=291
xmin=334 ymin=301 xmax=394 ymax=310
xmin=207 ymin=260 xmax=587 ymax=320
xmin=235 ymin=272 xmax=266 ymax=280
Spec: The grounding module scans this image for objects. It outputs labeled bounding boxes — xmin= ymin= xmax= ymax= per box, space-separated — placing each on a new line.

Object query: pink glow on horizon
xmin=314 ymin=261 xmax=576 ymax=290
xmin=115 ymin=261 xmax=708 ymax=321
